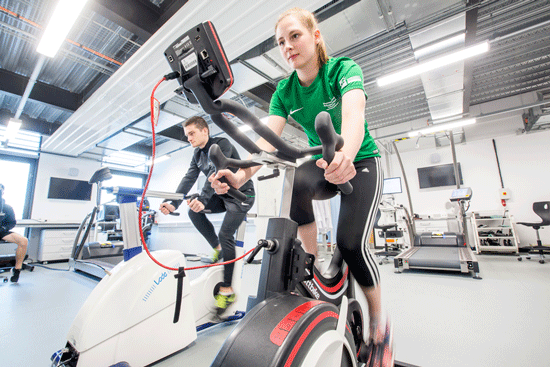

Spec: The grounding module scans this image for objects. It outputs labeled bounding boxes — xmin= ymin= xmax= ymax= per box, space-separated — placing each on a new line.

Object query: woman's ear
xmin=314 ymin=29 xmax=321 ymax=44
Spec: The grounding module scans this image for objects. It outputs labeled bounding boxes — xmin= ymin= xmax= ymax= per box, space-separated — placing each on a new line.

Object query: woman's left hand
xmin=316 ymin=150 xmax=356 ymax=185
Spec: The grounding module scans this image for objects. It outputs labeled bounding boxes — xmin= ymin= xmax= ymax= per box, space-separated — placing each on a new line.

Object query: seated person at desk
xmin=159 ymin=116 xmax=255 ymax=313
xmin=0 ymin=186 xmax=28 ymax=283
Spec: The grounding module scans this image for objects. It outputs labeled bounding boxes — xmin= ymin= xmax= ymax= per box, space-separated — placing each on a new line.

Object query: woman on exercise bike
xmin=209 ymin=7 xmax=392 ymax=366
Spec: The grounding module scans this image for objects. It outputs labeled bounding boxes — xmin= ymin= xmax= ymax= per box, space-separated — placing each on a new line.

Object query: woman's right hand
xmin=208 ymin=169 xmax=246 ymax=195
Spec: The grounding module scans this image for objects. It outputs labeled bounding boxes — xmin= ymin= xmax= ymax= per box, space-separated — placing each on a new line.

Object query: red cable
xmin=139 ymin=78 xmax=254 ymax=272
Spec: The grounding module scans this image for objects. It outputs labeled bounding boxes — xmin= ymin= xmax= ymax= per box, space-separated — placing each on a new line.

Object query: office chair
xmin=517 ymin=201 xmax=550 ymax=264
xmin=374 ymin=210 xmax=402 ymax=265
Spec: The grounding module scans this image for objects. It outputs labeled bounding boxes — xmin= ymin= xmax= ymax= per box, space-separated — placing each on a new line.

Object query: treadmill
xmin=69 ymin=168 xmax=125 ymax=279
xmin=394 ymin=187 xmax=481 ymax=279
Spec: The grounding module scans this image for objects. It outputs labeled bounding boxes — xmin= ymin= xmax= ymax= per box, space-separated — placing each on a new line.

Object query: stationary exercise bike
xmin=164 ymin=22 xmax=414 ymax=367
xmin=52 ymin=187 xmax=250 ymax=367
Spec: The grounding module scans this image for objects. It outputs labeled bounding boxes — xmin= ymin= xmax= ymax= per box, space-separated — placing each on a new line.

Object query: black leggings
xmin=188 ymin=191 xmax=254 ymax=287
xmin=290 ymin=157 xmax=383 ymax=288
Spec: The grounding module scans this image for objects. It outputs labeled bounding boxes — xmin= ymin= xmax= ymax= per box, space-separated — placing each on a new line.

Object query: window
xmin=0 ymin=154 xmax=38 ymax=235
xmin=100 ymin=171 xmax=147 ymax=205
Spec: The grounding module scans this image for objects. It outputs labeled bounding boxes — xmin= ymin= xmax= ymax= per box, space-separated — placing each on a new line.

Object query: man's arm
xmin=169 ymin=158 xmax=201 ymax=209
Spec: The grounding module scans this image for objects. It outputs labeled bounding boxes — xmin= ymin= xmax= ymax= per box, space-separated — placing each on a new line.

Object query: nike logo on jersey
xmin=290 ymin=107 xmax=303 ymax=115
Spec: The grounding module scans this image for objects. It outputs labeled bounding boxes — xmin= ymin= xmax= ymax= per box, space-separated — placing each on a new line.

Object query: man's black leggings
xmin=290 ymin=156 xmax=383 ymax=288
xmin=188 ymin=191 xmax=254 ymax=287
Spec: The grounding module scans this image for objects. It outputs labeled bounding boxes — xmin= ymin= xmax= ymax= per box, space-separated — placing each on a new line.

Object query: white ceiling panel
xmin=41 ymin=0 xmax=331 ymax=156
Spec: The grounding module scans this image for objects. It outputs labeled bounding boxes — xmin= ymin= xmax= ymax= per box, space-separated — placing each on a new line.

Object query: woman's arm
xmin=318 ymin=88 xmax=365 ymax=184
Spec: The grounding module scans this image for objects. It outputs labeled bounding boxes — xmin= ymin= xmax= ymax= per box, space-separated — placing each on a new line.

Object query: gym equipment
xmin=374 ymin=210 xmax=402 ymax=265
xmin=394 ymin=187 xmax=481 ymax=279
xmin=164 ymin=22 xmax=415 ymax=367
xmin=517 ymin=201 xmax=550 ymax=264
xmin=53 ymin=187 xmax=249 ymax=367
xmin=70 ymin=167 xmax=125 ymax=279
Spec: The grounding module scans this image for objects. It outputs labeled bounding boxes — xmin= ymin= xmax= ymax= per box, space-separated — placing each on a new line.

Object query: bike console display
xmin=164 ymin=21 xmax=233 ymax=103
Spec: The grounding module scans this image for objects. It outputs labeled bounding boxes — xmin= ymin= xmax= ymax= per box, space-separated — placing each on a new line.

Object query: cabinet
xmin=38 ymin=229 xmax=78 ymax=262
xmin=471 ymin=211 xmax=519 ymax=254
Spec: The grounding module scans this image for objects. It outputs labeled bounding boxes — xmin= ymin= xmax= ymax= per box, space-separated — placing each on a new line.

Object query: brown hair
xmin=183 ymin=116 xmax=209 ymax=134
xmin=275 ymin=7 xmax=329 ymax=68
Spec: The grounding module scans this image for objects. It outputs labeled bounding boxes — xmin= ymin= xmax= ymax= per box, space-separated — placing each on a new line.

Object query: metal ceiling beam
xmin=463 ymin=0 xmax=480 ymax=113
xmin=90 ymin=0 xmax=161 ymax=40
xmin=0 ymin=68 xmax=82 ymax=112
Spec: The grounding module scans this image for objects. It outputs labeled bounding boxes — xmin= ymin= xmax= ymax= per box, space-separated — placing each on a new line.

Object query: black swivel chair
xmin=374 ymin=210 xmax=402 ymax=265
xmin=517 ymin=201 xmax=550 ymax=264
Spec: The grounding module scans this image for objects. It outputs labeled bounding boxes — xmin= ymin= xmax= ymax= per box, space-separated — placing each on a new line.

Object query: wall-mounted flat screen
xmin=382 ymin=177 xmax=402 ymax=195
xmin=47 ymin=177 xmax=92 ymax=201
xmin=417 ymin=163 xmax=463 ymax=189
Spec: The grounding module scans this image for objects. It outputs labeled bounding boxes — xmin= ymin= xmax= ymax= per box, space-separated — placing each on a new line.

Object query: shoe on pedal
xmin=363 ymin=316 xmax=394 ymax=367
xmin=211 ymin=248 xmax=222 ymax=263
xmin=10 ymin=268 xmax=21 ymax=283
xmin=201 ymin=248 xmax=222 ymax=264
xmin=214 ymin=293 xmax=236 ymax=315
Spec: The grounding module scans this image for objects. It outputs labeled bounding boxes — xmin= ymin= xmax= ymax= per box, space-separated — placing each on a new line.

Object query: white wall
xmin=31 ymin=153 xmax=102 ymax=221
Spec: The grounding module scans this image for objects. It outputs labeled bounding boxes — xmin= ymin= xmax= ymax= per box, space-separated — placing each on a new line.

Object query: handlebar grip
xmin=208 ymin=144 xmax=248 ymax=203
xmin=314 ymin=112 xmax=353 ymax=195
xmin=219 ymin=177 xmax=248 ymax=202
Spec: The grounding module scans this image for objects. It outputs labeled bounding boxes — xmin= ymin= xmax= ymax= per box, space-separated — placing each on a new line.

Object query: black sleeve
xmin=0 ymin=204 xmax=16 ymax=232
xmin=197 ymin=139 xmax=235 ymax=205
xmin=169 ymin=156 xmax=201 ymax=209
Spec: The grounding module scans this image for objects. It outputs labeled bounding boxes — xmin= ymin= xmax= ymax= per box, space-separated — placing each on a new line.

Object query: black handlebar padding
xmin=208 ymin=144 xmax=248 ymax=202
xmin=315 ymin=112 xmax=353 ymax=195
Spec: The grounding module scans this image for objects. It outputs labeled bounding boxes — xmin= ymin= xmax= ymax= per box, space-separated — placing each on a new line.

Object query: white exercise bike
xmin=52 ymin=188 xmax=250 ymax=367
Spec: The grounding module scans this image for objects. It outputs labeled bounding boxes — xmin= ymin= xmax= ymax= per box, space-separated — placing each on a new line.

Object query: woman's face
xmin=276 ymin=15 xmax=320 ymax=70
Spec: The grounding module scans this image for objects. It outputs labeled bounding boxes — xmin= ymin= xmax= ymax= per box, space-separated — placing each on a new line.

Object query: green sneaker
xmin=215 ymin=293 xmax=236 ymax=315
xmin=211 ymin=248 xmax=221 ymax=263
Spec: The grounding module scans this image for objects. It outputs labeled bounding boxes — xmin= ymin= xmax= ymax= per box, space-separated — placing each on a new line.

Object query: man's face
xmin=184 ymin=123 xmax=209 ymax=148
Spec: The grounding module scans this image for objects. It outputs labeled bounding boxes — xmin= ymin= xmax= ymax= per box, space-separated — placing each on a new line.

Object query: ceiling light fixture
xmin=3 ymin=118 xmax=22 ymax=141
xmin=408 ymin=118 xmax=476 ymax=137
xmin=37 ymin=0 xmax=89 ymax=58
xmin=377 ymin=41 xmax=489 ymax=87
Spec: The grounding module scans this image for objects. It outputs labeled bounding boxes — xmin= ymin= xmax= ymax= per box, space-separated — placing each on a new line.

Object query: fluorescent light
xmin=408 ymin=118 xmax=476 ymax=137
xmin=378 ymin=41 xmax=489 ymax=86
xmin=145 ymin=155 xmax=171 ymax=166
xmin=37 ymin=0 xmax=89 ymax=58
xmin=4 ymin=118 xmax=22 ymax=141
xmin=413 ymin=33 xmax=466 ymax=59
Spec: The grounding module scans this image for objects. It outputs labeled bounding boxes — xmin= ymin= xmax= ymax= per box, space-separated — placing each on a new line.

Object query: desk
xmin=13 ymin=220 xmax=81 ymax=261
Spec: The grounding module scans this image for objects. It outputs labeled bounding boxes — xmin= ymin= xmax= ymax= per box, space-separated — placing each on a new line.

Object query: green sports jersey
xmin=269 ymin=57 xmax=380 ymax=161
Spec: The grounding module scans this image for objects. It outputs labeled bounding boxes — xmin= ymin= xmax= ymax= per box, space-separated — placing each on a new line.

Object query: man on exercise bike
xmin=0 ymin=184 xmax=28 ymax=283
xmin=159 ymin=116 xmax=255 ymax=313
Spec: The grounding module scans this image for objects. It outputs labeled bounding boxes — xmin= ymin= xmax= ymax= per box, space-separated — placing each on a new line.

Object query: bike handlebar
xmin=184 ymin=75 xmax=353 ymax=198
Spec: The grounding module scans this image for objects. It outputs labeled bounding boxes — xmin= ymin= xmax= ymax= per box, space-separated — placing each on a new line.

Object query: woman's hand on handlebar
xmin=316 ymin=150 xmax=356 ymax=185
xmin=187 ymin=198 xmax=205 ymax=213
xmin=159 ymin=202 xmax=176 ymax=215
xmin=208 ymin=169 xmax=246 ymax=195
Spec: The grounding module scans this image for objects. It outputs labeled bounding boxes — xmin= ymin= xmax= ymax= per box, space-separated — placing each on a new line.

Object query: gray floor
xmin=1 ymin=253 xmax=549 ymax=367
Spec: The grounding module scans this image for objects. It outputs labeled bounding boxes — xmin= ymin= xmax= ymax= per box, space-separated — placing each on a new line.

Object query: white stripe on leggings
xmin=360 ymin=156 xmax=383 ymax=287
